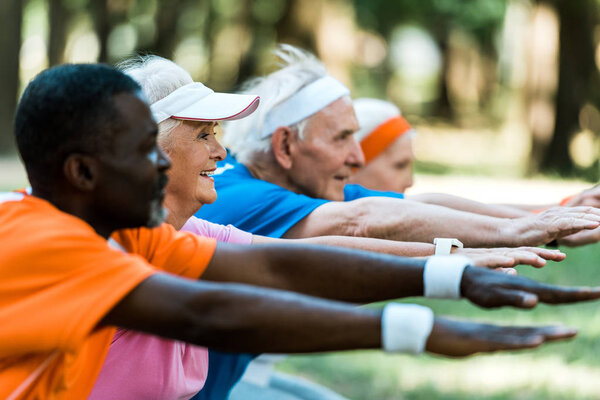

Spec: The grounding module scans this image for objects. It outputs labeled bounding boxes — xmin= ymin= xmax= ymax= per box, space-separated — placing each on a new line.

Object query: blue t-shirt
xmin=194 ymin=154 xmax=404 ymax=398
xmin=196 ymin=154 xmax=404 ymax=238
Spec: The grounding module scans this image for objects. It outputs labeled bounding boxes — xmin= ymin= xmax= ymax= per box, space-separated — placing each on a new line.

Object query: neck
xmin=33 ymin=187 xmax=118 ymax=239
xmin=246 ymin=157 xmax=302 ymax=195
xmin=163 ymin=193 xmax=199 ymax=230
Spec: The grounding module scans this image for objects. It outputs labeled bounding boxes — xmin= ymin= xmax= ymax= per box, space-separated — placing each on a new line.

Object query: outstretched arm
xmin=100 ymin=272 xmax=576 ymax=356
xmin=202 ymin=242 xmax=600 ymax=306
xmin=251 ymin=234 xmax=565 ymax=269
xmin=283 ymin=198 xmax=600 ymax=248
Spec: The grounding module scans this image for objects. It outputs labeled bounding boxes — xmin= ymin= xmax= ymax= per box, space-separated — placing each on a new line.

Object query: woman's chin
xmin=196 ymin=191 xmax=218 ymax=206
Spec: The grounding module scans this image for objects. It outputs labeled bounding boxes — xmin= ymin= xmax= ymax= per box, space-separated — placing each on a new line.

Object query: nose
xmin=211 ymin=137 xmax=227 ymax=161
xmin=346 ymin=137 xmax=365 ymax=168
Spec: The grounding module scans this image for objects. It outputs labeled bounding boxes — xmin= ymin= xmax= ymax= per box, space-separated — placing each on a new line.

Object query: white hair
xmin=223 ymin=44 xmax=328 ymax=166
xmin=353 ymin=98 xmax=402 ymax=142
xmin=117 ymin=55 xmax=194 ymax=148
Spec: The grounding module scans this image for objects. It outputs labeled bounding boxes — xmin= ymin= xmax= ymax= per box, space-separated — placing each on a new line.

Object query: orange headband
xmin=360 ymin=116 xmax=412 ymax=164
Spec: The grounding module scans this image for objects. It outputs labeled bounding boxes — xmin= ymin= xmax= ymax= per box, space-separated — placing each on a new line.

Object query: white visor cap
xmin=151 ymin=82 xmax=260 ymax=124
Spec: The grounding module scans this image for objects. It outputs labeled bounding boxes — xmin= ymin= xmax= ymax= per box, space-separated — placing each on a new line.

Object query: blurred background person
xmin=349 ymin=98 xmax=416 ymax=193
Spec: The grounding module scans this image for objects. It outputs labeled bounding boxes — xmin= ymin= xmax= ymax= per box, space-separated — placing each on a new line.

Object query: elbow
xmin=177 ymin=285 xmax=258 ymax=351
xmin=343 ymin=198 xmax=383 ymax=238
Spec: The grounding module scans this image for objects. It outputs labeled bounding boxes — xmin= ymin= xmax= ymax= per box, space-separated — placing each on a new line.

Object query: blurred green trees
xmin=2 ymin=0 xmax=600 ymax=180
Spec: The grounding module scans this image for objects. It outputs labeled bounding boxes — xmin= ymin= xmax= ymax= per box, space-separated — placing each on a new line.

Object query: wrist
xmin=424 ymin=255 xmax=471 ymax=299
xmin=381 ymin=303 xmax=434 ymax=354
xmin=499 ymin=218 xmax=521 ymax=247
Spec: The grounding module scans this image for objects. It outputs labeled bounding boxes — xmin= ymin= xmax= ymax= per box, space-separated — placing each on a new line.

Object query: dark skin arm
xmin=100 ymin=272 xmax=577 ymax=356
xmin=201 ymin=242 xmax=600 ymax=307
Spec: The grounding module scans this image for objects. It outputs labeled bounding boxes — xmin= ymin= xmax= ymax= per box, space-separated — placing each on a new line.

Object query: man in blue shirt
xmin=197 ymin=45 xmax=597 ymax=248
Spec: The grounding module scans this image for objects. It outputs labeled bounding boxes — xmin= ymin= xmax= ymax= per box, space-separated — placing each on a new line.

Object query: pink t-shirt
xmin=89 ymin=217 xmax=252 ymax=400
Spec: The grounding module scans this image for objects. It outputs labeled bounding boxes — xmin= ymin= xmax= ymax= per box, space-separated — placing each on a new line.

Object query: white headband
xmin=151 ymin=83 xmax=213 ymax=124
xmin=261 ymin=76 xmax=351 ymax=138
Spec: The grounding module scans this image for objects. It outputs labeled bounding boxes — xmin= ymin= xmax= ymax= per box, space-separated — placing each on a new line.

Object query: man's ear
xmin=63 ymin=154 xmax=99 ymax=191
xmin=271 ymin=126 xmax=298 ymax=170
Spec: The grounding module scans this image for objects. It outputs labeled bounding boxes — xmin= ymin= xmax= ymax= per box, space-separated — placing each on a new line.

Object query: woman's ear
xmin=271 ymin=126 xmax=298 ymax=170
xmin=63 ymin=154 xmax=98 ymax=191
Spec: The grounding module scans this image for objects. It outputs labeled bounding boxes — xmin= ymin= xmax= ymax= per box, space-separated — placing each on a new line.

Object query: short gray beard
xmin=147 ymin=199 xmax=168 ymax=228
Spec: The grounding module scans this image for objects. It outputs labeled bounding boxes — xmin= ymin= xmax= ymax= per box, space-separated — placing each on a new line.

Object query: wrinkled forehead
xmin=303 ymin=96 xmax=358 ymax=137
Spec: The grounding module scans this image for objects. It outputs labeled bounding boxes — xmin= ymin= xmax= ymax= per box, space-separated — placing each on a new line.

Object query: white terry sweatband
xmin=261 ymin=76 xmax=350 ymax=138
xmin=424 ymin=255 xmax=471 ymax=299
xmin=381 ymin=303 xmax=434 ymax=353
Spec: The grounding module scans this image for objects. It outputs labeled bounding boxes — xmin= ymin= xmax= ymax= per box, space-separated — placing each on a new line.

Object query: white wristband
xmin=433 ymin=238 xmax=463 ymax=255
xmin=381 ymin=303 xmax=434 ymax=354
xmin=424 ymin=255 xmax=471 ymax=299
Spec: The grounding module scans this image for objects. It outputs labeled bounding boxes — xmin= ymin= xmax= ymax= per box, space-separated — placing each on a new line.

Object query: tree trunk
xmin=274 ymin=0 xmax=317 ymax=53
xmin=91 ymin=0 xmax=110 ymax=63
xmin=49 ymin=0 xmax=71 ymax=66
xmin=146 ymin=0 xmax=183 ymax=58
xmin=0 ymin=0 xmax=23 ymax=154
xmin=540 ymin=0 xmax=598 ymax=175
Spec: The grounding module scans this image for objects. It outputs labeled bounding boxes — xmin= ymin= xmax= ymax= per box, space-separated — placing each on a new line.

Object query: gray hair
xmin=117 ymin=55 xmax=194 ymax=148
xmin=223 ymin=44 xmax=328 ymax=166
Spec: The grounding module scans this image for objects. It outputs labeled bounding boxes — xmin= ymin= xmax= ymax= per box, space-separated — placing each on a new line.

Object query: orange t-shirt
xmin=0 ymin=193 xmax=216 ymax=399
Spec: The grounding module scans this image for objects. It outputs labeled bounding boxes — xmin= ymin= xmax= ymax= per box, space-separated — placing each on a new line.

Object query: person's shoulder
xmin=0 ymin=193 xmax=98 ymax=239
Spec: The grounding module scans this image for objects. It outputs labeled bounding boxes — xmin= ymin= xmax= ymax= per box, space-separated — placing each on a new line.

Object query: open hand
xmin=455 ymin=247 xmax=565 ymax=269
xmin=557 ymin=226 xmax=600 ymax=247
xmin=563 ymin=185 xmax=600 ymax=208
xmin=460 ymin=265 xmax=600 ymax=308
xmin=426 ymin=317 xmax=576 ymax=357
xmin=510 ymin=206 xmax=600 ymax=246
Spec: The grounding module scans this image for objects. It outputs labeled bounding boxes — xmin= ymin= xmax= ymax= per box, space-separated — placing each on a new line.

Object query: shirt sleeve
xmin=343 ymin=184 xmax=405 ymax=201
xmin=112 ymin=223 xmax=217 ymax=280
xmin=196 ymin=160 xmax=328 ymax=238
xmin=181 ymin=216 xmax=253 ymax=245
xmin=0 ymin=228 xmax=156 ymax=356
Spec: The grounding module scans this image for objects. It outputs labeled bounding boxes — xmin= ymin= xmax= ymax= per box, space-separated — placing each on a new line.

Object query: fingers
xmin=540 ymin=207 xmax=600 ymax=237
xmin=496 ymin=273 xmax=600 ymax=304
xmin=519 ymin=247 xmax=565 ymax=262
xmin=527 ymin=325 xmax=578 ymax=341
xmin=479 ymin=333 xmax=544 ymax=354
xmin=553 ymin=217 xmax=600 ymax=236
xmin=473 ymin=287 xmax=539 ymax=309
xmin=527 ymin=283 xmax=600 ymax=304
xmin=505 ymin=251 xmax=546 ymax=268
xmin=462 ymin=266 xmax=600 ymax=308
xmin=544 ymin=206 xmax=600 ymax=218
xmin=471 ymin=255 xmax=516 ymax=268
xmin=468 ymin=247 xmax=565 ymax=269
xmin=558 ymin=227 xmax=600 ymax=247
xmin=427 ymin=318 xmax=577 ymax=357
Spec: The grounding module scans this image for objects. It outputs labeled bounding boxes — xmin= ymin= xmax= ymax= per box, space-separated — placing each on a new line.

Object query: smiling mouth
xmin=200 ymin=169 xmax=216 ymax=179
